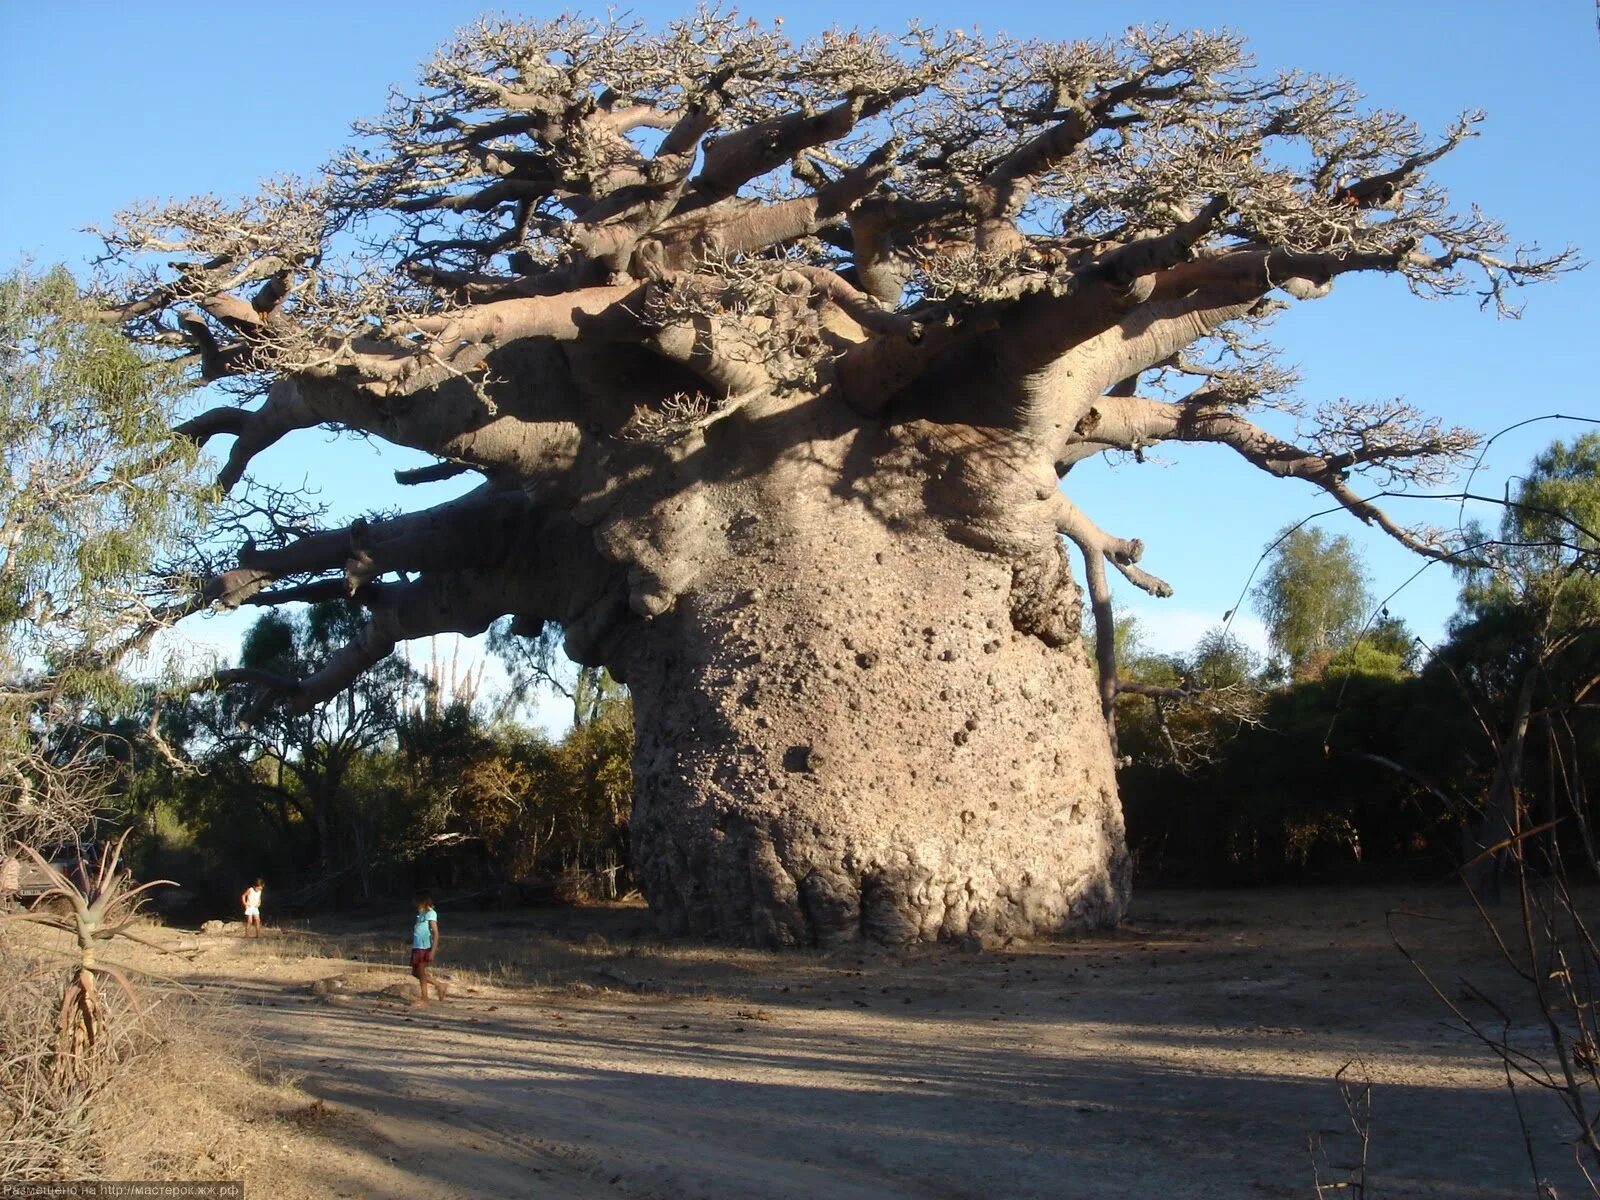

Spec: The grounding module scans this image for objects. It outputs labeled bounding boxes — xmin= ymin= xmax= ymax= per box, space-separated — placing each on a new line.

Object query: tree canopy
xmin=1253 ymin=525 xmax=1371 ymax=678
xmin=1461 ymin=434 xmax=1600 ymax=632
xmin=0 ymin=267 xmax=213 ymax=845
xmin=93 ymin=11 xmax=1570 ymax=719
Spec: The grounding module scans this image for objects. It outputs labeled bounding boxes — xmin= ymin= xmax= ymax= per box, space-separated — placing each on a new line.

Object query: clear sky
xmin=2 ymin=1 xmax=1595 ymax=698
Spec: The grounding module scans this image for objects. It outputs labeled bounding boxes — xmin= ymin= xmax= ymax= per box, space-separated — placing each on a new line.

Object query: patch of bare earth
xmin=117 ymin=887 xmax=1593 ymax=1198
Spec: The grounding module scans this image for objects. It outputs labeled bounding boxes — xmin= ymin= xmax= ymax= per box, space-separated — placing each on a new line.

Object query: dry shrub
xmin=0 ymin=928 xmax=324 ymax=1195
xmin=0 ymin=946 xmax=104 ymax=1179
xmin=105 ymin=996 xmax=264 ymax=1185
xmin=2 ymin=937 xmax=186 ymax=1179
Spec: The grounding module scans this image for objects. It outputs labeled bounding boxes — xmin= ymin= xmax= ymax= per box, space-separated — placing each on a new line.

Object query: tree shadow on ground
xmin=167 ymin=884 xmax=1591 ymax=1199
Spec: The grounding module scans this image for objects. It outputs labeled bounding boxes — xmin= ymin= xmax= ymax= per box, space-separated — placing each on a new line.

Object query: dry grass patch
xmin=1 ymin=925 xmax=360 ymax=1199
xmin=1 ymin=953 xmax=104 ymax=1180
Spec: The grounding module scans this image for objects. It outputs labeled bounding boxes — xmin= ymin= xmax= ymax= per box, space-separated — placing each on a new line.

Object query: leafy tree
xmin=1189 ymin=628 xmax=1260 ymax=690
xmin=489 ymin=615 xmax=629 ymax=729
xmin=140 ymin=624 xmax=639 ymax=908
xmin=1360 ymin=613 xmax=1421 ymax=672
xmin=1122 ymin=646 xmax=1468 ymax=883
xmin=1120 ymin=438 xmax=1599 ymax=887
xmin=570 ymin=667 xmax=627 ymax=730
xmin=550 ymin=685 xmax=633 ymax=892
xmin=1462 ymin=435 xmax=1600 ymax=628
xmin=1253 ymin=526 xmax=1372 ymax=679
xmin=1083 ymin=606 xmax=1146 ymax=675
xmin=98 ymin=14 xmax=1567 ymax=943
xmin=185 ymin=600 xmax=414 ymax=898
xmin=1117 ymin=626 xmax=1262 ymax=774
xmin=1324 ymin=639 xmax=1409 ymax=681
xmin=1450 ymin=435 xmax=1600 ymax=888
xmin=486 ymin=617 xmax=567 ymax=721
xmin=399 ymin=682 xmax=633 ymax=898
xmin=0 ymin=266 xmax=211 ymax=846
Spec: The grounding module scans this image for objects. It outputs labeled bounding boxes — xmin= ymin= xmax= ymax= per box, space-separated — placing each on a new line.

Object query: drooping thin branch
xmin=1079 ymin=393 xmax=1472 ymax=559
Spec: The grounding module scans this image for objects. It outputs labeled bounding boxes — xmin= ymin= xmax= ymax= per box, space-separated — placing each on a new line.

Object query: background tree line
xmin=126 ymin=428 xmax=1593 ymax=914
xmin=1116 ymin=435 xmax=1600 ymax=883
xmin=116 ymin=611 xmax=636 ymax=916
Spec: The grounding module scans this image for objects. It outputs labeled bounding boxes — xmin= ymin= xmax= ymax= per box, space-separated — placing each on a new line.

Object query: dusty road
xmin=149 ymin=886 xmax=1593 ymax=1198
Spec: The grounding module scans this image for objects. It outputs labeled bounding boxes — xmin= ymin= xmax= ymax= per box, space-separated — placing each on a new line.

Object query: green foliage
xmin=399 ymin=680 xmax=634 ymax=900
xmin=239 ymin=611 xmax=296 ymax=671
xmin=1083 ymin=606 xmax=1146 ymax=672
xmin=0 ymin=267 xmax=210 ymax=668
xmin=571 ymin=667 xmax=627 ymax=730
xmin=1116 ymin=626 xmax=1263 ymax=778
xmin=1121 ymin=658 xmax=1471 ymax=882
xmin=1366 ymin=614 xmax=1421 ymax=670
xmin=486 ymin=617 xmax=566 ymax=717
xmin=0 ymin=265 xmax=214 ymax=846
xmin=134 ymin=617 xmax=637 ymax=912
xmin=1325 ymin=639 xmax=1410 ymax=681
xmin=1462 ymin=434 xmax=1600 ymax=632
xmin=1125 ymin=437 xmax=1600 ymax=884
xmin=140 ymin=600 xmax=420 ymax=907
xmin=488 ymin=616 xmax=625 ymax=731
xmin=116 ymin=434 xmax=1592 ymax=903
xmin=1440 ymin=434 xmax=1597 ymax=766
xmin=1252 ymin=526 xmax=1371 ymax=678
xmin=1189 ymin=628 xmax=1259 ymax=689
xmin=1449 ymin=435 xmax=1600 ymax=877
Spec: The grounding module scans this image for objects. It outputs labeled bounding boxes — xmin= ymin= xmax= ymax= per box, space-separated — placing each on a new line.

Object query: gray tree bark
xmin=617 ymin=425 xmax=1128 ymax=945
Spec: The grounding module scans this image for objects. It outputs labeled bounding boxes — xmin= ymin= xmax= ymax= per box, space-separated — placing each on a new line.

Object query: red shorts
xmin=410 ymin=948 xmax=433 ymax=967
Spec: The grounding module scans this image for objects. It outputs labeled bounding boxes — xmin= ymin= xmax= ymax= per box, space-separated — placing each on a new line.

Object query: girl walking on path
xmin=410 ymin=891 xmax=448 ymax=1006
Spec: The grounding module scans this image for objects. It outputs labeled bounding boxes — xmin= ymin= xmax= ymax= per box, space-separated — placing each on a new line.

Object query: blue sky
xmin=2 ymin=0 xmax=1595 ymax=698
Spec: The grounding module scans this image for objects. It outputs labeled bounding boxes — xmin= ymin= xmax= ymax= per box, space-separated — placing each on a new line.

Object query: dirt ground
xmin=117 ymin=885 xmax=1597 ymax=1199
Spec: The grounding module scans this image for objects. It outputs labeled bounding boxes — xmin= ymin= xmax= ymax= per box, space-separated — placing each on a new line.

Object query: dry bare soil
xmin=135 ymin=886 xmax=1593 ymax=1198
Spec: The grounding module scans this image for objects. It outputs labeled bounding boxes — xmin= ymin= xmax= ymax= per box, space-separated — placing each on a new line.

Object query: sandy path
xmin=159 ymin=887 xmax=1593 ymax=1199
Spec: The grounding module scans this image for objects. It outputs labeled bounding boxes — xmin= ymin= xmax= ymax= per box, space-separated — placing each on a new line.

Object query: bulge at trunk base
xmin=621 ymin=499 xmax=1131 ymax=947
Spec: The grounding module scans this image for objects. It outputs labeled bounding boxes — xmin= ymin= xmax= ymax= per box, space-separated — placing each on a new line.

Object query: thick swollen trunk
xmin=622 ymin=469 xmax=1130 ymax=947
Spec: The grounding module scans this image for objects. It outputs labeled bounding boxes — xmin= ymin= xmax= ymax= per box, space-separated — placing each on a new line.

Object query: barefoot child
xmin=410 ymin=891 xmax=448 ymax=1005
xmin=241 ymin=878 xmax=264 ymax=937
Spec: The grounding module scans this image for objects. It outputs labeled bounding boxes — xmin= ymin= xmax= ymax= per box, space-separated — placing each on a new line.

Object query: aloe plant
xmin=2 ymin=831 xmax=173 ymax=1080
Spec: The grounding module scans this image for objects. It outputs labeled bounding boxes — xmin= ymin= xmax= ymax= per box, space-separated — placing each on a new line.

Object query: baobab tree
xmin=98 ymin=13 xmax=1569 ymax=945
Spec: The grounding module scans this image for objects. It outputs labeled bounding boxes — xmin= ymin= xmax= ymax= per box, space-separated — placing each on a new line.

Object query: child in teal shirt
xmin=409 ymin=891 xmax=448 ymax=1005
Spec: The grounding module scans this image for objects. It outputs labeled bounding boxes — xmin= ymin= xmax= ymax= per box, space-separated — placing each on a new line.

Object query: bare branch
xmin=1086 ymin=394 xmax=1467 ymax=558
xmin=1051 ymin=492 xmax=1173 ymax=731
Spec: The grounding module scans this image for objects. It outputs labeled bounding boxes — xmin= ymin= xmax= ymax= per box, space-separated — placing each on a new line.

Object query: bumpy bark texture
xmin=621 ymin=424 xmax=1127 ymax=945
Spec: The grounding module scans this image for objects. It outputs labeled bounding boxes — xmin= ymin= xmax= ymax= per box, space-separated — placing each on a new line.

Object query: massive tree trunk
xmin=617 ymin=420 xmax=1128 ymax=945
